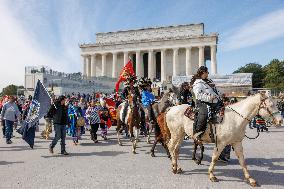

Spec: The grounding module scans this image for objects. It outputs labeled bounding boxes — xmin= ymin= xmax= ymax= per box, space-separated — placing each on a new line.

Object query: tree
xmin=1 ymin=84 xmax=19 ymax=96
xmin=263 ymin=59 xmax=284 ymax=91
xmin=233 ymin=63 xmax=265 ymax=88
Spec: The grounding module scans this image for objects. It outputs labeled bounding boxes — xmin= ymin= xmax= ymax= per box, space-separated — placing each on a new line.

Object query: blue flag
xmin=17 ymin=80 xmax=51 ymax=148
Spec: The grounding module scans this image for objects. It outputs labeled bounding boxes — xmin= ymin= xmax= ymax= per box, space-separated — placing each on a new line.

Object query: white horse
xmin=165 ymin=93 xmax=283 ymax=187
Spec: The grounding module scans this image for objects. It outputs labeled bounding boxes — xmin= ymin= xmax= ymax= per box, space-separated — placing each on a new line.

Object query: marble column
xmin=102 ymin=54 xmax=106 ymax=76
xmin=173 ymin=48 xmax=179 ymax=76
xmin=198 ymin=46 xmax=205 ymax=67
xmin=112 ymin=52 xmax=117 ymax=78
xmin=82 ymin=56 xmax=87 ymax=79
xmin=160 ymin=49 xmax=166 ymax=82
xmin=136 ymin=50 xmax=142 ymax=77
xmin=186 ymin=47 xmax=192 ymax=76
xmin=210 ymin=45 xmax=217 ymax=75
xmin=123 ymin=51 xmax=128 ymax=66
xmin=86 ymin=56 xmax=91 ymax=78
xmin=91 ymin=54 xmax=96 ymax=77
xmin=148 ymin=49 xmax=154 ymax=80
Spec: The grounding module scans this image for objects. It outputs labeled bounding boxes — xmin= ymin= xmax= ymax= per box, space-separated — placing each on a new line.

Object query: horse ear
xmin=259 ymin=91 xmax=268 ymax=99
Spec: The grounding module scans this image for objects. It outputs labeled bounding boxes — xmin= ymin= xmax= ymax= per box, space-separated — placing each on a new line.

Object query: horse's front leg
xmin=192 ymin=142 xmax=198 ymax=161
xmin=150 ymin=134 xmax=161 ymax=157
xmin=208 ymin=143 xmax=225 ymax=182
xmin=147 ymin=122 xmax=153 ymax=144
xmin=232 ymin=142 xmax=258 ymax=187
xmin=132 ymin=126 xmax=139 ymax=154
xmin=116 ymin=121 xmax=122 ymax=146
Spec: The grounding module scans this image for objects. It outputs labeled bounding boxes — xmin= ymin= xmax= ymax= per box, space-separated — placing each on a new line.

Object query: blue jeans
xmin=50 ymin=124 xmax=66 ymax=152
xmin=5 ymin=120 xmax=14 ymax=142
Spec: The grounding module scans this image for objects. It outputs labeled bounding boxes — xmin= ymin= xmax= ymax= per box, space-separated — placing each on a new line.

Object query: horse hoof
xmin=118 ymin=143 xmax=122 ymax=146
xmin=210 ymin=176 xmax=219 ymax=182
xmin=194 ymin=159 xmax=202 ymax=165
xmin=248 ymin=178 xmax=258 ymax=187
xmin=151 ymin=153 xmax=155 ymax=157
xmin=177 ymin=168 xmax=183 ymax=174
xmin=133 ymin=151 xmax=137 ymax=154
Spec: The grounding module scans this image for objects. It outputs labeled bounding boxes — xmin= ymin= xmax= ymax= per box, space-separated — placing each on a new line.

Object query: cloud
xmin=221 ymin=8 xmax=284 ymax=51
xmin=0 ymin=1 xmax=60 ymax=90
xmin=0 ymin=0 xmax=99 ymax=91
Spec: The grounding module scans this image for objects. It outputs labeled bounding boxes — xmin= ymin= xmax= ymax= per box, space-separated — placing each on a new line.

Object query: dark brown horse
xmin=116 ymin=94 xmax=141 ymax=154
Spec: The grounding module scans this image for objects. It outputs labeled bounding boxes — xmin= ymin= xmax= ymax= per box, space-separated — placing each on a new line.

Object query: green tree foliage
xmin=263 ymin=59 xmax=284 ymax=91
xmin=1 ymin=84 xmax=18 ymax=96
xmin=233 ymin=63 xmax=265 ymax=88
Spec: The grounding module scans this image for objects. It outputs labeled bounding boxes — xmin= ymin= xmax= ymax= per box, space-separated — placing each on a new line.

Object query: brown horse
xmin=116 ymin=94 xmax=141 ymax=154
xmin=149 ymin=91 xmax=179 ymax=157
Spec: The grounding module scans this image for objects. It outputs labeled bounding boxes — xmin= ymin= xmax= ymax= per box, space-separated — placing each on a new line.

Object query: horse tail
xmin=157 ymin=112 xmax=171 ymax=144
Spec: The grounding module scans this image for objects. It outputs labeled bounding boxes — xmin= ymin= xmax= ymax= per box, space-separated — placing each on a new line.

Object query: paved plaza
xmin=0 ymin=125 xmax=284 ymax=189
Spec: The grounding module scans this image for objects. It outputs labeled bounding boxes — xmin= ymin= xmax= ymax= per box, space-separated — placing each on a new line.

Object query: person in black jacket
xmin=48 ymin=95 xmax=69 ymax=155
xmin=121 ymin=76 xmax=140 ymax=123
xmin=179 ymin=82 xmax=194 ymax=106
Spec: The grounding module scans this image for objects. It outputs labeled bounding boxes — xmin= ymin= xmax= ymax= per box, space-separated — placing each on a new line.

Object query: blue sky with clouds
xmin=0 ymin=0 xmax=284 ymax=90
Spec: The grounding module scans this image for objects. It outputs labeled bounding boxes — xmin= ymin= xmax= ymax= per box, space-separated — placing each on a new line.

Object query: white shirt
xmin=192 ymin=79 xmax=222 ymax=103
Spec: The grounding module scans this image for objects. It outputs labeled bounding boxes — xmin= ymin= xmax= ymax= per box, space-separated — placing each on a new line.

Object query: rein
xmin=226 ymin=97 xmax=278 ymax=140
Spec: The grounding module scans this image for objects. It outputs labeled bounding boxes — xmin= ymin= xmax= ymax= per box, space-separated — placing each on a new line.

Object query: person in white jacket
xmin=190 ymin=66 xmax=223 ymax=142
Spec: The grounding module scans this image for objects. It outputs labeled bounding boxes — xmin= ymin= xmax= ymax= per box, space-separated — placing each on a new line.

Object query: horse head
xmin=167 ymin=88 xmax=180 ymax=106
xmin=258 ymin=92 xmax=283 ymax=127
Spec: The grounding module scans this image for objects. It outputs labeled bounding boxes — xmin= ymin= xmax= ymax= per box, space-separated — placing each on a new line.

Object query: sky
xmin=0 ymin=0 xmax=284 ymax=90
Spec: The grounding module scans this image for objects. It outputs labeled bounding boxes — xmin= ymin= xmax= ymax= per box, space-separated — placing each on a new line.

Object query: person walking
xmin=86 ymin=100 xmax=101 ymax=143
xmin=48 ymin=95 xmax=69 ymax=155
xmin=0 ymin=96 xmax=21 ymax=144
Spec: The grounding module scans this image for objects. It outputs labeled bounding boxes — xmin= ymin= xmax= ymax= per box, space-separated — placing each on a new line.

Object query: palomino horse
xmin=165 ymin=93 xmax=282 ymax=187
xmin=148 ymin=91 xmax=179 ymax=157
xmin=116 ymin=94 xmax=141 ymax=154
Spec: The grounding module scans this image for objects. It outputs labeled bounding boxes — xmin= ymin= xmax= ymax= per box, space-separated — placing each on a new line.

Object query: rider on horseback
xmin=190 ymin=66 xmax=223 ymax=142
xmin=140 ymin=78 xmax=155 ymax=124
xmin=121 ymin=75 xmax=140 ymax=123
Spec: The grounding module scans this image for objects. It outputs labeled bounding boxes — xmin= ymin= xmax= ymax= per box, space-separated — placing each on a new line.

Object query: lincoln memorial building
xmin=80 ymin=23 xmax=218 ymax=82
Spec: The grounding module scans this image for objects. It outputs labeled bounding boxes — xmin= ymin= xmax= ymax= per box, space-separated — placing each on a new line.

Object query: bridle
xmin=256 ymin=97 xmax=279 ymax=125
xmin=227 ymin=97 xmax=278 ymax=124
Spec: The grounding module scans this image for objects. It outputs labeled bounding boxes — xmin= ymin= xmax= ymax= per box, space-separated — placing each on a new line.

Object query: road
xmin=0 ymin=125 xmax=284 ymax=189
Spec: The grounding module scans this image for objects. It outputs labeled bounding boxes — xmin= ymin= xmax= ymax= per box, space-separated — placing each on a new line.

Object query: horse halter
xmin=257 ymin=97 xmax=279 ymax=125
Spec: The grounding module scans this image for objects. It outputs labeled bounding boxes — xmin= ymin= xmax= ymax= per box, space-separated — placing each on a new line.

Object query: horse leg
xmin=161 ymin=139 xmax=171 ymax=158
xmin=208 ymin=143 xmax=225 ymax=182
xmin=174 ymin=136 xmax=184 ymax=173
xmin=150 ymin=134 xmax=161 ymax=157
xmin=132 ymin=126 xmax=139 ymax=154
xmin=168 ymin=137 xmax=178 ymax=173
xmin=116 ymin=121 xmax=122 ymax=146
xmin=192 ymin=142 xmax=198 ymax=161
xmin=147 ymin=123 xmax=153 ymax=144
xmin=232 ymin=142 xmax=258 ymax=187
xmin=168 ymin=135 xmax=184 ymax=174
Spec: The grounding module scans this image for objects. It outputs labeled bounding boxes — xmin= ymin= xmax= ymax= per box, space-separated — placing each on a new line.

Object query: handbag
xmin=77 ymin=117 xmax=85 ymax=127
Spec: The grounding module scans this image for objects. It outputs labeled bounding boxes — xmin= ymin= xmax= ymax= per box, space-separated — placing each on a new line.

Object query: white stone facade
xmin=80 ymin=23 xmax=218 ymax=82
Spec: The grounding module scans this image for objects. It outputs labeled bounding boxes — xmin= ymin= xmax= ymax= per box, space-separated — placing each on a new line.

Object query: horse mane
xmin=226 ymin=93 xmax=262 ymax=113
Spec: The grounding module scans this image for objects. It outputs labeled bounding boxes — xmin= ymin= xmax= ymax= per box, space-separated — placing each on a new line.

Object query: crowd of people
xmin=0 ymin=66 xmax=284 ymax=161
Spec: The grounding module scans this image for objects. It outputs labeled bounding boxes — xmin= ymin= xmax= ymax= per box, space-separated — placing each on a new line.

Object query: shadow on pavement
xmin=0 ymin=161 xmax=24 ymax=165
xmin=41 ymin=150 xmax=127 ymax=158
xmin=0 ymin=145 xmax=47 ymax=152
xmin=182 ymin=158 xmax=284 ymax=187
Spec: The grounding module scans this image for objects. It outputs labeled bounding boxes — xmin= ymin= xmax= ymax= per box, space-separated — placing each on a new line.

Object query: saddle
xmin=184 ymin=106 xmax=195 ymax=120
xmin=184 ymin=106 xmax=225 ymax=144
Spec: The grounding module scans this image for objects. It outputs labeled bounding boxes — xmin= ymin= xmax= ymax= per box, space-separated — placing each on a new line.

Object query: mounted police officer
xmin=190 ymin=66 xmax=223 ymax=142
